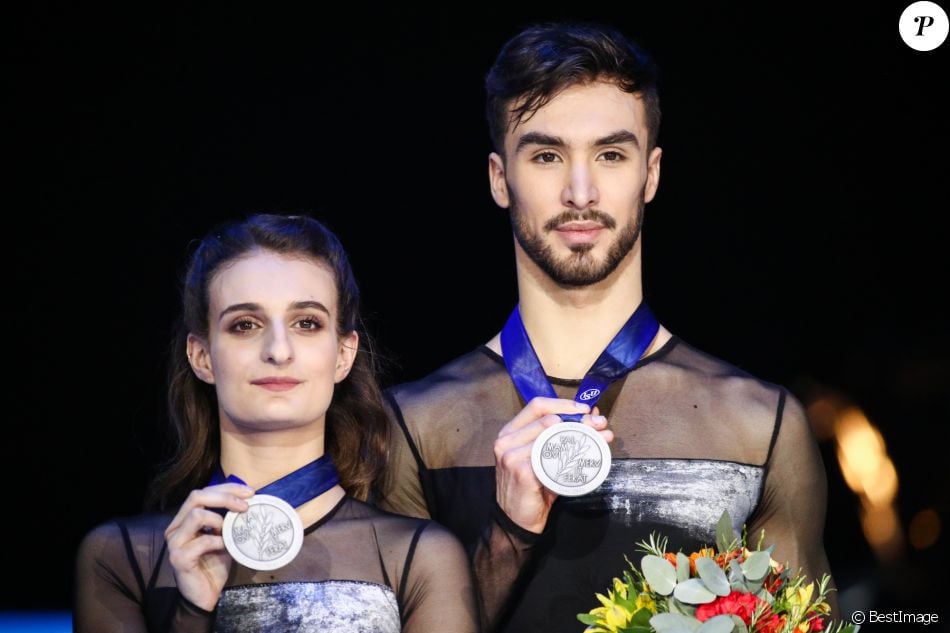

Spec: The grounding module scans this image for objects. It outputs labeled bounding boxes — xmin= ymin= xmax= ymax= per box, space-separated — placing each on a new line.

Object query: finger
xmin=166 ymin=488 xmax=249 ymax=537
xmin=495 ymin=414 xmax=561 ymax=457
xmin=168 ymin=534 xmax=227 ymax=571
xmin=581 ymin=414 xmax=608 ymax=430
xmin=500 ymin=397 xmax=590 ymax=436
xmin=496 ymin=442 xmax=537 ymax=474
xmin=577 ymin=414 xmax=614 ymax=444
xmin=166 ymin=508 xmax=225 ymax=548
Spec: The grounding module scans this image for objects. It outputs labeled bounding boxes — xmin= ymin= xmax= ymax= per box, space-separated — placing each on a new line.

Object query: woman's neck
xmin=218 ymin=424 xmax=327 ymax=489
xmin=218 ymin=421 xmax=346 ymax=527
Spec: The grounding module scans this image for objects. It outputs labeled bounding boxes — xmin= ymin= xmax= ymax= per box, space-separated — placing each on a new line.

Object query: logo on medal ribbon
xmin=578 ymin=388 xmax=601 ymax=401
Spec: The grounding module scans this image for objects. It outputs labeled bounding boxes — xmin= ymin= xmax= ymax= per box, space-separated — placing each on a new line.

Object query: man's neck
xmin=488 ymin=242 xmax=670 ymax=379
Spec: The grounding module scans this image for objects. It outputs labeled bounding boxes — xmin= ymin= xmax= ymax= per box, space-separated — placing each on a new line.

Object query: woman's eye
xmin=296 ymin=318 xmax=323 ymax=330
xmin=229 ymin=319 xmax=258 ymax=333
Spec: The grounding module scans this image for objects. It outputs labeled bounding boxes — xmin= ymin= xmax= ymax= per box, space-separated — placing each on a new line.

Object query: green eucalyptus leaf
xmin=727 ymin=559 xmax=745 ymax=589
xmin=650 ymin=612 xmax=702 ymax=633
xmin=642 ymin=555 xmax=677 ymax=595
xmin=740 ymin=551 xmax=771 ymax=581
xmin=730 ymin=615 xmax=749 ymax=633
xmin=677 ymin=553 xmax=691 ymax=582
xmin=697 ymin=614 xmax=737 ymax=633
xmin=673 ymin=578 xmax=717 ymax=604
xmin=715 ymin=511 xmax=734 ymax=552
xmin=695 ymin=557 xmax=731 ymax=596
xmin=668 ymin=598 xmax=693 ymax=616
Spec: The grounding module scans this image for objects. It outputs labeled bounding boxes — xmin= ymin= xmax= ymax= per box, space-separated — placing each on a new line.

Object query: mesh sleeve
xmin=748 ymin=391 xmax=839 ymax=617
xmin=399 ymin=523 xmax=480 ymax=633
xmin=378 ymin=394 xmax=430 ymax=519
xmin=74 ymin=521 xmax=213 ymax=633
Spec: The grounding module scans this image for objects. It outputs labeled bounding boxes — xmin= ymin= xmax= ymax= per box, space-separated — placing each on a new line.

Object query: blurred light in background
xmin=908 ymin=508 xmax=941 ymax=550
xmin=807 ymin=396 xmax=906 ymax=562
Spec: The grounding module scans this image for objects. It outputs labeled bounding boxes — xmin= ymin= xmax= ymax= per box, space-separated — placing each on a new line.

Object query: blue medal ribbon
xmin=500 ymin=303 xmax=659 ymax=421
xmin=209 ymin=453 xmax=340 ymax=510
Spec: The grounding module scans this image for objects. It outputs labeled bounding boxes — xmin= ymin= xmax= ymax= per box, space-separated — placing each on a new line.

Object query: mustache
xmin=543 ymin=209 xmax=617 ymax=232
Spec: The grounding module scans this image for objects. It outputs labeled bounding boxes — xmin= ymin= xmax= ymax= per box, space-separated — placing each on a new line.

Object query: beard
xmin=510 ymin=194 xmax=644 ymax=288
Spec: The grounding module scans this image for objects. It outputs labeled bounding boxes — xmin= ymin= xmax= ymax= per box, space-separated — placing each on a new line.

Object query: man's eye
xmin=535 ymin=152 xmax=560 ymax=163
xmin=601 ymin=151 xmax=625 ymax=162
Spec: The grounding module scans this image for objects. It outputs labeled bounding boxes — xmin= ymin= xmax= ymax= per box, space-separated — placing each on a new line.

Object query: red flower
xmin=695 ymin=591 xmax=783 ymax=633
xmin=762 ymin=571 xmax=784 ymax=595
xmin=695 ymin=591 xmax=760 ymax=625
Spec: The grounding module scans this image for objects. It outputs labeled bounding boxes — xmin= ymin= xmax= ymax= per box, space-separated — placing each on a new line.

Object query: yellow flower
xmin=612 ymin=577 xmax=629 ymax=600
xmin=635 ymin=592 xmax=657 ymax=613
xmin=785 ymin=582 xmax=815 ymax=621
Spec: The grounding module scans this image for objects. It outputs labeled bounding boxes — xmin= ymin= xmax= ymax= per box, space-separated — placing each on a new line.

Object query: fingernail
xmin=575 ymin=402 xmax=590 ymax=411
xmin=594 ymin=415 xmax=607 ymax=424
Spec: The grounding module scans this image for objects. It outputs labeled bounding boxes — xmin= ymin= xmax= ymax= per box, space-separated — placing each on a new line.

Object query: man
xmin=380 ymin=22 xmax=834 ymax=632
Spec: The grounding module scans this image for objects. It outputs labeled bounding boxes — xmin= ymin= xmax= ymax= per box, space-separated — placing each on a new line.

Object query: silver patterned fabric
xmin=215 ymin=580 xmax=400 ymax=633
xmin=565 ymin=458 xmax=764 ymax=541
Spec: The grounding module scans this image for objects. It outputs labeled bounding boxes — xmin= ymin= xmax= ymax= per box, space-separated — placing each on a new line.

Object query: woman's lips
xmin=251 ymin=378 xmax=302 ymax=392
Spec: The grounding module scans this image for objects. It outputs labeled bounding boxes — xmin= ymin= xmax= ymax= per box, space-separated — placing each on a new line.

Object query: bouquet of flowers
xmin=578 ymin=512 xmax=857 ymax=633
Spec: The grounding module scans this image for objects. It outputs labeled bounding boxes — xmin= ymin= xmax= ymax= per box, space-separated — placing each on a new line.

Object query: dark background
xmin=7 ymin=1 xmax=948 ymax=623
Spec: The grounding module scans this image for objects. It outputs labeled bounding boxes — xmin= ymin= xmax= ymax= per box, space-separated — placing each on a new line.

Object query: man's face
xmin=489 ymin=80 xmax=662 ymax=287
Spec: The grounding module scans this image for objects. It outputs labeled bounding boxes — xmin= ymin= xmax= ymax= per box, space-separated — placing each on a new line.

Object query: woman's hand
xmin=163 ymin=483 xmax=255 ymax=611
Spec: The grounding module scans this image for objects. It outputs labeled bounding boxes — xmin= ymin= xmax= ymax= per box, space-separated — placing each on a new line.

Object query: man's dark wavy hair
xmin=485 ymin=22 xmax=661 ymax=156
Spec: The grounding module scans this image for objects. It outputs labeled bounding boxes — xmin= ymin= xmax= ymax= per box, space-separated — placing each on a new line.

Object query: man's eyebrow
xmin=594 ymin=130 xmax=640 ymax=149
xmin=218 ymin=300 xmax=330 ymax=321
xmin=515 ymin=132 xmax=565 ymax=153
xmin=515 ymin=130 xmax=641 ymax=153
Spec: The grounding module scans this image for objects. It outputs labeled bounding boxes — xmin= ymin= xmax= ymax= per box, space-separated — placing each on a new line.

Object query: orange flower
xmin=716 ymin=548 xmax=741 ymax=569
xmin=689 ymin=548 xmax=716 ymax=575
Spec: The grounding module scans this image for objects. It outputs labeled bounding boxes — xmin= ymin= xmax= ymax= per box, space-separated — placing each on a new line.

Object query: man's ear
xmin=335 ymin=330 xmax=359 ymax=383
xmin=186 ymin=333 xmax=215 ymax=384
xmin=488 ymin=152 xmax=510 ymax=208
xmin=644 ymin=146 xmax=662 ymax=204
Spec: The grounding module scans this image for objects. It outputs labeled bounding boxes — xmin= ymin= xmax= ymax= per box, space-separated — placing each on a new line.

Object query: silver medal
xmin=222 ymin=494 xmax=304 ymax=571
xmin=531 ymin=422 xmax=611 ymax=496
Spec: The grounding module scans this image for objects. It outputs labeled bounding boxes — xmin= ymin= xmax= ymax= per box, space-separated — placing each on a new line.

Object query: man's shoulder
xmin=387 ymin=346 xmax=505 ymax=406
xmin=664 ymin=337 xmax=786 ymax=414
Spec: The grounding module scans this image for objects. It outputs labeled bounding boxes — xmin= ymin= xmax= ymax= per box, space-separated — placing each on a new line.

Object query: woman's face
xmin=187 ymin=250 xmax=357 ymax=434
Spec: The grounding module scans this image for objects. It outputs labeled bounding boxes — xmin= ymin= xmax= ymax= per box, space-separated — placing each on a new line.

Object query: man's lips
xmin=555 ymin=221 xmax=605 ymax=243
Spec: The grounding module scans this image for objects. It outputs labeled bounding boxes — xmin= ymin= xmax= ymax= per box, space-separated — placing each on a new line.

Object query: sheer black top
xmin=75 ymin=496 xmax=479 ymax=632
xmin=379 ymin=337 xmax=832 ymax=633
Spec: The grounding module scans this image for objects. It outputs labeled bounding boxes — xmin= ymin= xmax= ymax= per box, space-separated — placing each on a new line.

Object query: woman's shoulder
xmin=78 ymin=513 xmax=172 ymax=562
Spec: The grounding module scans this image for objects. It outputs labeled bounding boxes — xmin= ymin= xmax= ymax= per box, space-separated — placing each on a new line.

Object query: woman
xmin=75 ymin=214 xmax=479 ymax=632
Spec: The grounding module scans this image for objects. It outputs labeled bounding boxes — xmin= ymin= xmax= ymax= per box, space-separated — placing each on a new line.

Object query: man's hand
xmin=493 ymin=397 xmax=612 ymax=533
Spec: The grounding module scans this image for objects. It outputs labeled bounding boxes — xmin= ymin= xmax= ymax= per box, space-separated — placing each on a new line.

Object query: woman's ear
xmin=186 ymin=333 xmax=215 ymax=384
xmin=335 ymin=330 xmax=359 ymax=383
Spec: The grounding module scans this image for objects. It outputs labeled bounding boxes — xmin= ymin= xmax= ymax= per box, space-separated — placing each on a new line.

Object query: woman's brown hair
xmin=146 ymin=213 xmax=388 ymax=511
